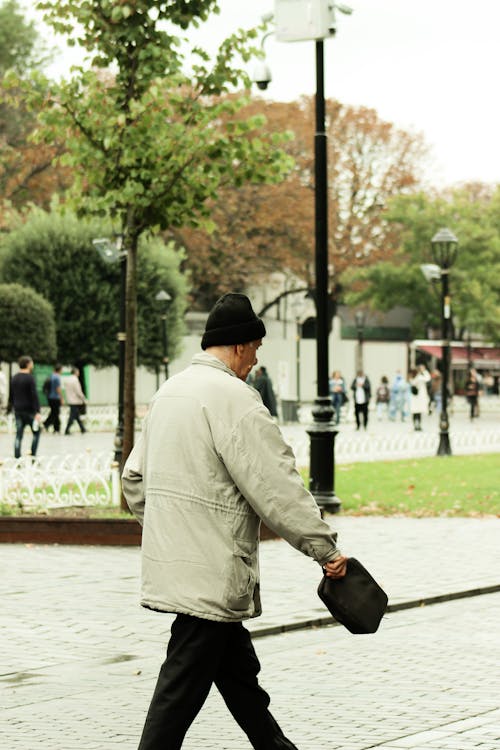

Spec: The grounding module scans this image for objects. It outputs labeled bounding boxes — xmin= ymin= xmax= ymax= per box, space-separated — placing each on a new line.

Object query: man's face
xmin=235 ymin=339 xmax=262 ymax=381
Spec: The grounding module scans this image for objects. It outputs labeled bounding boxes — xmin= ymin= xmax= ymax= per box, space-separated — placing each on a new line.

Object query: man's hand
xmin=323 ymin=556 xmax=348 ymax=579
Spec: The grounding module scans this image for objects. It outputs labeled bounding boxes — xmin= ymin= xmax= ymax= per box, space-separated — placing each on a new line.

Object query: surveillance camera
xmin=252 ymin=62 xmax=272 ymax=91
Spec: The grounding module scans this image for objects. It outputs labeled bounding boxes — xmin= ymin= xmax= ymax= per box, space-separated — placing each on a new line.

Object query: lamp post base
xmin=437 ymin=432 xmax=452 ymax=456
xmin=436 ymin=411 xmax=452 ymax=456
xmin=307 ymin=398 xmax=341 ymax=514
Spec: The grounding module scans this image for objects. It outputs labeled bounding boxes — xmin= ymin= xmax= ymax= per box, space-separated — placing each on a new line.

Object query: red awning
xmin=417 ymin=345 xmax=500 ymax=367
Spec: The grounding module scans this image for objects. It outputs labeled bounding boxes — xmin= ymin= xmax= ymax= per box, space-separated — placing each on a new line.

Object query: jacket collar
xmin=191 ymin=352 xmax=238 ymax=379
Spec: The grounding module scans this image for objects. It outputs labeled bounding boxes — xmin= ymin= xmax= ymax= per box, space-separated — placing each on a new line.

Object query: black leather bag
xmin=318 ymin=557 xmax=388 ymax=634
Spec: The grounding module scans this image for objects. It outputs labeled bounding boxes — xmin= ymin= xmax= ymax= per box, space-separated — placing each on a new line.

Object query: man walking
xmin=44 ymin=363 xmax=64 ymax=433
xmin=64 ymin=367 xmax=87 ymax=435
xmin=8 ymin=355 xmax=41 ymax=459
xmin=122 ymin=293 xmax=347 ymax=750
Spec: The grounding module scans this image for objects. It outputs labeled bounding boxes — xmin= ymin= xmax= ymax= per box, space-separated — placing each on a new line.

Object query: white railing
xmin=0 ymin=451 xmax=120 ymax=510
xmin=285 ymin=429 xmax=500 ymax=467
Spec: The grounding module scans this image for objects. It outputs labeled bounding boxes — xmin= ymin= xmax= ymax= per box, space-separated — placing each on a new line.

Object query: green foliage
xmin=0 ymin=281 xmax=57 ymax=362
xmin=0 ymin=208 xmax=188 ymax=368
xmin=344 ymin=186 xmax=500 ymax=342
xmin=27 ymin=2 xmax=291 ymax=234
xmin=0 ymin=0 xmax=45 ymax=76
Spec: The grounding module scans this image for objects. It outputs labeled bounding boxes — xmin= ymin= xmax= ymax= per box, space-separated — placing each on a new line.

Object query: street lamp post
xmin=253 ymin=2 xmax=352 ymax=513
xmin=93 ymin=235 xmax=126 ymax=465
xmin=306 ymin=37 xmax=340 ymax=513
xmin=355 ymin=310 xmax=366 ymax=372
xmin=430 ymin=228 xmax=458 ymax=456
xmin=155 ymin=289 xmax=172 ymax=381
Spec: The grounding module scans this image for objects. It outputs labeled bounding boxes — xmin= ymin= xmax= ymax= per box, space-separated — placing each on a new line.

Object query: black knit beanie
xmin=201 ymin=293 xmax=266 ymax=350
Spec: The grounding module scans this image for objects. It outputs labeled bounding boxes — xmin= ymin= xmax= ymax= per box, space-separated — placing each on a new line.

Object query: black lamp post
xmin=252 ymin=4 xmax=353 ymax=513
xmin=355 ymin=310 xmax=366 ymax=372
xmin=305 ymin=39 xmax=340 ymax=514
xmin=430 ymin=228 xmax=458 ymax=456
xmin=93 ymin=234 xmax=126 ymax=465
xmin=155 ymin=289 xmax=172 ymax=381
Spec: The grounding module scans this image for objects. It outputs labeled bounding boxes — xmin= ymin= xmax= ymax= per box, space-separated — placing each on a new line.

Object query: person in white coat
xmin=122 ymin=293 xmax=348 ymax=750
xmin=409 ymin=365 xmax=431 ymax=431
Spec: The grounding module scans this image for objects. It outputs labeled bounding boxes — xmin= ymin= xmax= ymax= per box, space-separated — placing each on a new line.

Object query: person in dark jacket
xmin=43 ymin=363 xmax=64 ymax=433
xmin=253 ymin=365 xmax=278 ymax=417
xmin=8 ymin=355 xmax=41 ymax=458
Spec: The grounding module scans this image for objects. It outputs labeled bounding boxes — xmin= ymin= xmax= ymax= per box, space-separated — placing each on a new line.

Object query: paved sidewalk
xmin=2 ymin=516 xmax=499 ymax=748
xmin=1 ymin=404 xmax=499 ymax=748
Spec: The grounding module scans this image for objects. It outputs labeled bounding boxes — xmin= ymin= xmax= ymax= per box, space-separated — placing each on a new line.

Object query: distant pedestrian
xmin=389 ymin=370 xmax=410 ymax=422
xmin=409 ymin=365 xmax=431 ymax=431
xmin=429 ymin=369 xmax=442 ymax=414
xmin=64 ymin=367 xmax=87 ymax=435
xmin=483 ymin=371 xmax=494 ymax=396
xmin=329 ymin=370 xmax=347 ymax=425
xmin=7 ymin=355 xmax=41 ymax=459
xmin=351 ymin=370 xmax=371 ymax=430
xmin=44 ymin=364 xmax=64 ymax=433
xmin=122 ymin=292 xmax=347 ymax=750
xmin=465 ymin=368 xmax=481 ymax=420
xmin=375 ymin=376 xmax=390 ymax=421
xmin=253 ymin=365 xmax=278 ymax=417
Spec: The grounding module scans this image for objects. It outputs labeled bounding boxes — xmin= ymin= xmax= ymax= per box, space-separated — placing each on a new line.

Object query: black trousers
xmin=65 ymin=404 xmax=86 ymax=434
xmin=138 ymin=614 xmax=298 ymax=750
xmin=44 ymin=398 xmax=61 ymax=432
xmin=354 ymin=402 xmax=369 ymax=429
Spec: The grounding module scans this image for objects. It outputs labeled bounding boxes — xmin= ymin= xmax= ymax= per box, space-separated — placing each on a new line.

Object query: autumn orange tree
xmin=176 ymin=96 xmax=429 ymax=309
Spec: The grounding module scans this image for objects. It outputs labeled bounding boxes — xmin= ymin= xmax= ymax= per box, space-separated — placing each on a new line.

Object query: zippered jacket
xmin=122 ymin=352 xmax=340 ymax=622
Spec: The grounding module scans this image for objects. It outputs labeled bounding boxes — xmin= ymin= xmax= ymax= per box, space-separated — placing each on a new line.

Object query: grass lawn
xmin=332 ymin=453 xmax=500 ymax=516
xmin=300 ymin=453 xmax=499 ymax=517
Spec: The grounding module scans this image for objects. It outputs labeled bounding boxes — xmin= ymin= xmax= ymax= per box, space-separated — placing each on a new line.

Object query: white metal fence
xmin=286 ymin=428 xmax=500 ymax=467
xmin=0 ymin=451 xmax=120 ymax=510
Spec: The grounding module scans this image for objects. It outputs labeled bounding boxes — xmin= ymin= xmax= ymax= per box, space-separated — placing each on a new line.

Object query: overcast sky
xmin=41 ymin=0 xmax=499 ymax=188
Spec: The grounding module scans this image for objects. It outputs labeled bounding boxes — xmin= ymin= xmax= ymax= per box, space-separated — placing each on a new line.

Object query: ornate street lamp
xmin=430 ymin=228 xmax=458 ymax=456
xmin=252 ymin=3 xmax=352 ymax=513
xmin=155 ymin=289 xmax=172 ymax=381
xmin=93 ymin=234 xmax=126 ymax=465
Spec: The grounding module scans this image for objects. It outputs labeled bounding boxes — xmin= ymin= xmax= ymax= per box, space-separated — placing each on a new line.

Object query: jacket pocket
xmin=224 ymin=539 xmax=257 ymax=612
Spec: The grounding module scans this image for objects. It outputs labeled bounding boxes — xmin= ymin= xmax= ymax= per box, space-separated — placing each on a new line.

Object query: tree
xmin=0 ymin=282 xmax=57 ymax=362
xmin=0 ymin=0 xmax=44 ymax=75
xmin=174 ymin=96 xmax=429 ymax=308
xmin=343 ymin=184 xmax=500 ymax=343
xmin=0 ymin=1 xmax=69 ymax=223
xmin=23 ymin=0 xmax=292 ymax=467
xmin=0 ymin=207 xmax=189 ymax=368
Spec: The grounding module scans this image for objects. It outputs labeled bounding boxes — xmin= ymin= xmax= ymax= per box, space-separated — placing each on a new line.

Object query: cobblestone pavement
xmin=2 ymin=515 xmax=500 ymax=749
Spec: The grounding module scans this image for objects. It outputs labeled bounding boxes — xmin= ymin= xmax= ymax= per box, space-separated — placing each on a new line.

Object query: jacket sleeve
xmin=122 ymin=433 xmax=146 ymax=526
xmin=219 ymin=406 xmax=341 ymax=566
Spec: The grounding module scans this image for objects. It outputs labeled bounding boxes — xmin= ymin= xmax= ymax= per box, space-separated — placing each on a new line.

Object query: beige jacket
xmin=122 ymin=352 xmax=340 ymax=622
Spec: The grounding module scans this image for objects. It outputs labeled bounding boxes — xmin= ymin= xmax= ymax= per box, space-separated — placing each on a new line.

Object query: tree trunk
xmin=121 ymin=229 xmax=138 ymax=509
